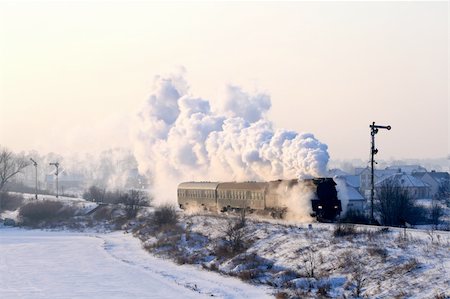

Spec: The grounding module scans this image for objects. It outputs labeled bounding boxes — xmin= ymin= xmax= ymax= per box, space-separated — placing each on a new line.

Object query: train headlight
xmin=318 ymin=205 xmax=323 ymax=209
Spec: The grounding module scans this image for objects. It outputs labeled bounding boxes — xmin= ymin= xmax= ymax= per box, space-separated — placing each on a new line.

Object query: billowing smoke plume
xmin=132 ymin=72 xmax=329 ymax=204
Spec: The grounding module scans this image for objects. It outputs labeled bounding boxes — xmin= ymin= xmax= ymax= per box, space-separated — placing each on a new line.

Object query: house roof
xmin=354 ymin=167 xmax=398 ymax=178
xmin=427 ymin=171 xmax=450 ymax=182
xmin=346 ymin=186 xmax=365 ymax=201
xmin=413 ymin=171 xmax=449 ymax=183
xmin=178 ymin=182 xmax=220 ymax=190
xmin=385 ymin=165 xmax=427 ymax=174
xmin=375 ymin=173 xmax=429 ymax=188
xmin=344 ymin=175 xmax=360 ymax=188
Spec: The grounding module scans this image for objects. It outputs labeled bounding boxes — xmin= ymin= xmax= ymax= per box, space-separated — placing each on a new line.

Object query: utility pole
xmin=49 ymin=162 xmax=60 ymax=198
xmin=369 ymin=122 xmax=391 ymax=223
xmin=30 ymin=158 xmax=38 ymax=200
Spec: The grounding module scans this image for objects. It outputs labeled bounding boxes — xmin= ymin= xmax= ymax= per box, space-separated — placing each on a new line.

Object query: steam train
xmin=177 ymin=178 xmax=342 ymax=221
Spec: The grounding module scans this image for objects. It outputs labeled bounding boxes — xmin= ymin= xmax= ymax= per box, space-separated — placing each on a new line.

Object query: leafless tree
xmin=118 ymin=190 xmax=150 ymax=219
xmin=0 ymin=147 xmax=29 ymax=192
xmin=376 ymin=178 xmax=423 ymax=226
xmin=83 ymin=185 xmax=106 ymax=202
xmin=430 ymin=202 xmax=443 ymax=230
xmin=351 ymin=263 xmax=367 ymax=297
xmin=302 ymin=246 xmax=317 ymax=278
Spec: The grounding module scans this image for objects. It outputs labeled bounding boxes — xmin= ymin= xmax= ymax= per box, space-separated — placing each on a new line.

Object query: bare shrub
xmin=333 ymin=223 xmax=356 ymax=237
xmin=434 ymin=292 xmax=449 ymax=299
xmin=0 ymin=192 xmax=24 ymax=211
xmin=19 ymin=200 xmax=76 ymax=226
xmin=395 ymin=229 xmax=411 ymax=248
xmin=275 ymin=292 xmax=289 ymax=299
xmin=92 ymin=205 xmax=114 ymax=221
xmin=350 ymin=263 xmax=367 ymax=298
xmin=338 ymin=250 xmax=361 ymax=272
xmin=386 ymin=258 xmax=419 ymax=277
xmin=367 ymin=246 xmax=388 ymax=261
xmin=430 ymin=203 xmax=443 ymax=229
xmin=400 ymin=258 xmax=419 ymax=273
xmin=223 ymin=218 xmax=247 ymax=254
xmin=301 ymin=246 xmax=318 ymax=278
xmin=317 ymin=282 xmax=331 ymax=297
xmin=152 ymin=205 xmax=179 ymax=227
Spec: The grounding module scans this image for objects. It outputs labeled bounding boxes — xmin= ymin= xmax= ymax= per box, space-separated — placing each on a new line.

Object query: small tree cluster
xmin=19 ymin=200 xmax=77 ymax=226
xmin=83 ymin=186 xmax=151 ymax=219
xmin=83 ymin=186 xmax=124 ymax=204
xmin=0 ymin=192 xmax=24 ymax=211
xmin=0 ymin=147 xmax=29 ymax=192
xmin=119 ymin=190 xmax=150 ymax=219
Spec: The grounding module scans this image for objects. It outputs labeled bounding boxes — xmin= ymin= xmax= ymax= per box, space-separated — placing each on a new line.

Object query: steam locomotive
xmin=177 ymin=178 xmax=342 ymax=221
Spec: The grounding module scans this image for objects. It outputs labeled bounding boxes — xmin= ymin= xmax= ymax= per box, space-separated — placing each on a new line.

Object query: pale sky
xmin=0 ymin=1 xmax=448 ymax=161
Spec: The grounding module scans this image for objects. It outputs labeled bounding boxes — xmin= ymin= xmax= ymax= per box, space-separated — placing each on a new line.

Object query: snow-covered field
xmin=0 ymin=228 xmax=272 ymax=299
xmin=153 ymin=214 xmax=450 ymax=298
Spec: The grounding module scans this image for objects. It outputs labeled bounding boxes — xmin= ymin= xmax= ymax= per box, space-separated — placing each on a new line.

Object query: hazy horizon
xmin=1 ymin=1 xmax=448 ymax=162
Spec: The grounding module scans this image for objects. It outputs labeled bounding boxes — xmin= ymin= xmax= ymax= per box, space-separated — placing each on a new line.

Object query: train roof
xmin=217 ymin=182 xmax=267 ymax=191
xmin=178 ymin=182 xmax=220 ymax=190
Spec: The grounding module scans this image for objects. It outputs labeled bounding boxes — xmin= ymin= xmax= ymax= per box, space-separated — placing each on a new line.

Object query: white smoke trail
xmin=132 ymin=72 xmax=329 ymax=204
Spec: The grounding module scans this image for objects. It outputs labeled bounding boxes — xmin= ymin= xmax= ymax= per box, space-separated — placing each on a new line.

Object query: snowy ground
xmin=142 ymin=213 xmax=450 ymax=298
xmin=0 ymin=228 xmax=272 ymax=299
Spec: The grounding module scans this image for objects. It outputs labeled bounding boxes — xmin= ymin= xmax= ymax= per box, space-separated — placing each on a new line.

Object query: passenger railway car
xmin=177 ymin=178 xmax=342 ymax=221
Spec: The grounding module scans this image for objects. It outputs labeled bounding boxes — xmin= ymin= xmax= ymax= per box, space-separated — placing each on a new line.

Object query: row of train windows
xmin=177 ymin=189 xmax=264 ymax=200
xmin=218 ymin=190 xmax=263 ymax=200
xmin=178 ymin=189 xmax=215 ymax=199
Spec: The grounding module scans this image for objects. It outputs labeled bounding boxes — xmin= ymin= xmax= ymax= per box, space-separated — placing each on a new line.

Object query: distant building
xmin=355 ymin=167 xmax=398 ymax=199
xmin=375 ymin=172 xmax=430 ymax=200
xmin=355 ymin=165 xmax=428 ymax=199
xmin=412 ymin=171 xmax=450 ymax=199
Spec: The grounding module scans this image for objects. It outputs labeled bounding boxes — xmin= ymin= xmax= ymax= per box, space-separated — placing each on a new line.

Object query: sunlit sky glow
xmin=0 ymin=1 xmax=448 ymax=161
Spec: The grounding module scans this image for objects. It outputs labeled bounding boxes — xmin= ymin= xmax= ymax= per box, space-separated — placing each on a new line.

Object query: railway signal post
xmin=49 ymin=162 xmax=60 ymax=199
xmin=369 ymin=122 xmax=391 ymax=223
xmin=30 ymin=158 xmax=38 ymax=200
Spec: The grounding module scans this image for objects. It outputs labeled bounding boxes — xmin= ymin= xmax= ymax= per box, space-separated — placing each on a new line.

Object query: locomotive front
xmin=309 ymin=178 xmax=342 ymax=221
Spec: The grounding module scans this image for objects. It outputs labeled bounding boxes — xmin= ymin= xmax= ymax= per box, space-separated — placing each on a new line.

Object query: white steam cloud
xmin=132 ymin=72 xmax=329 ymax=204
